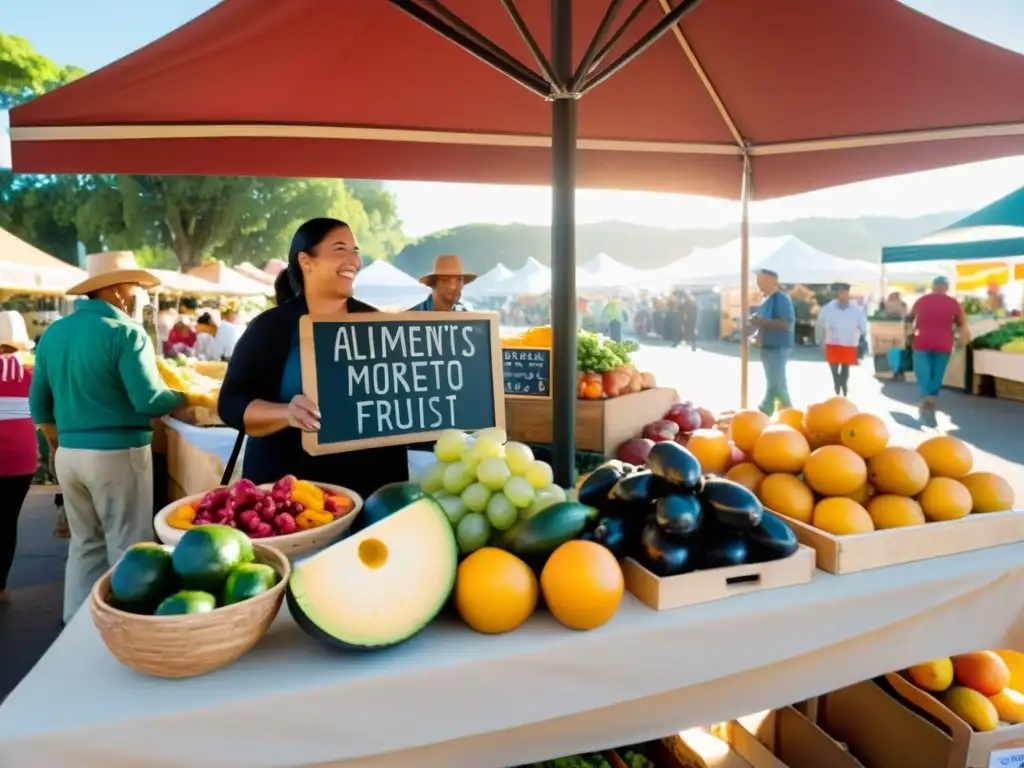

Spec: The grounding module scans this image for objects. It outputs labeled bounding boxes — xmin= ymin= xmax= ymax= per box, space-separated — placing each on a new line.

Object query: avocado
xmin=288 ymin=495 xmax=457 ymax=651
xmin=109 ymin=542 xmax=176 ymax=613
xmin=638 ymin=519 xmax=693 ymax=577
xmin=699 ymin=532 xmax=749 ymax=569
xmin=356 ymin=482 xmax=428 ymax=532
xmin=699 ymin=478 xmax=763 ymax=529
xmin=221 ymin=562 xmax=280 ymax=606
xmin=646 ymin=442 xmax=702 ymax=492
xmin=154 ymin=590 xmax=217 ymax=616
xmin=746 ymin=511 xmax=799 ymax=562
xmin=654 ymin=494 xmax=704 ymax=539
xmin=497 ymin=501 xmax=598 ymax=557
xmin=172 ymin=525 xmax=254 ymax=593
xmin=609 ymin=470 xmax=664 ymax=505
xmin=578 ymin=462 xmax=628 ymax=509
xmin=589 ymin=516 xmax=640 ymax=557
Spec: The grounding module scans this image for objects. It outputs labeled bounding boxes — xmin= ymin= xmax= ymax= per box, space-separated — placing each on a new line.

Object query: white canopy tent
xmin=656 ymin=236 xmax=879 ymax=287
xmin=186 ymin=262 xmax=275 ymax=297
xmin=497 ymin=257 xmax=552 ymax=297
xmin=463 ymin=263 xmax=513 ymax=298
xmin=0 ymin=227 xmax=87 ymax=295
xmin=354 ymin=259 xmax=428 ymax=308
xmin=576 ymin=253 xmax=646 ymax=293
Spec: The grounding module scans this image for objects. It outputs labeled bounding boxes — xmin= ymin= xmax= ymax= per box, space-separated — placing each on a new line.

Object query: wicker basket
xmin=89 ymin=543 xmax=290 ymax=679
xmin=154 ymin=482 xmax=363 ymax=557
xmin=995 ymin=377 xmax=1024 ymax=403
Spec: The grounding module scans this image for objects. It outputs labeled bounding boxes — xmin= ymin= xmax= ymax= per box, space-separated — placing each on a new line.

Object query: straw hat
xmin=0 ymin=311 xmax=34 ymax=351
xmin=67 ymin=251 xmax=160 ymax=296
xmin=419 ymin=255 xmax=477 ymax=286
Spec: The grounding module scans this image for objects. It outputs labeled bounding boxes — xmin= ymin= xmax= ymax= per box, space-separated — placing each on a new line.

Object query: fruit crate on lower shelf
xmin=777 ymin=510 xmax=1024 ymax=575
xmin=621 ymin=545 xmax=816 ymax=611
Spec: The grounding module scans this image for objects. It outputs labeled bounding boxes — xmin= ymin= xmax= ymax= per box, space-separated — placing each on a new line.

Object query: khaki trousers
xmin=55 ymin=446 xmax=154 ymax=623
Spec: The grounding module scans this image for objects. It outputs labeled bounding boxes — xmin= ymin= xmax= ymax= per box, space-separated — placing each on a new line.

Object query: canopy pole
xmin=550 ymin=0 xmax=577 ymax=489
xmin=739 ymin=153 xmax=752 ymax=409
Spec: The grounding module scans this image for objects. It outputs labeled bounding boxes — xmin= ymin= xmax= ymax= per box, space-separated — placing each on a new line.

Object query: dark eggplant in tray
xmin=746 ymin=510 xmax=799 ymax=562
xmin=698 ymin=532 xmax=749 ymax=569
xmin=578 ymin=461 xmax=629 ymax=509
xmin=646 ymin=441 xmax=703 ymax=492
xmin=654 ymin=494 xmax=704 ymax=539
xmin=588 ymin=515 xmax=641 ymax=558
xmin=609 ymin=470 xmax=662 ymax=505
xmin=700 ymin=477 xmax=763 ymax=529
xmin=638 ymin=518 xmax=693 ymax=577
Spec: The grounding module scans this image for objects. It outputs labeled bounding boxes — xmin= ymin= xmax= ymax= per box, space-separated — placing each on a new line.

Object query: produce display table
xmin=2 ymin=544 xmax=1023 ymax=767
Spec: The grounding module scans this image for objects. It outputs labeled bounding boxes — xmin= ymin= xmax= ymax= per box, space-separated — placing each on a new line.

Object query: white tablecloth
xmin=2 ymin=544 xmax=1024 ymax=767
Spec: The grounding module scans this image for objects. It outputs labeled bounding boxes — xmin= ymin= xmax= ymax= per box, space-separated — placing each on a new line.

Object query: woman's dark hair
xmin=197 ymin=312 xmax=214 ymax=325
xmin=281 ymin=217 xmax=350 ymax=302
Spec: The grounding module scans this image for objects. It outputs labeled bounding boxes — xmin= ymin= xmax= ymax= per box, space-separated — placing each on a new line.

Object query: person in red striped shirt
xmin=0 ymin=311 xmax=38 ymax=603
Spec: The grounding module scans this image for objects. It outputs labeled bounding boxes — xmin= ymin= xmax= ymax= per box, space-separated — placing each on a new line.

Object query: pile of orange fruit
xmin=693 ymin=397 xmax=1018 ymax=536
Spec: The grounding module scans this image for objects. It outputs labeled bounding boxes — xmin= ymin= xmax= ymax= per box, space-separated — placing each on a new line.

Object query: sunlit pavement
xmin=2 ymin=339 xmax=1023 ymax=700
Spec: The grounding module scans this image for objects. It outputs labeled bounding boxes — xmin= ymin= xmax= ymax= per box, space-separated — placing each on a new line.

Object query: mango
xmin=907 ymin=658 xmax=954 ymax=692
xmin=945 ymin=686 xmax=1000 ymax=732
xmin=989 ymin=688 xmax=1024 ymax=724
xmin=995 ymin=650 xmax=1024 ymax=692
xmin=953 ymin=651 xmax=1010 ymax=695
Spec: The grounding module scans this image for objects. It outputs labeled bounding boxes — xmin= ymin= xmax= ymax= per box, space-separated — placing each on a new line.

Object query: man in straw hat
xmin=29 ymin=252 xmax=203 ymax=623
xmin=410 ymin=254 xmax=476 ymax=312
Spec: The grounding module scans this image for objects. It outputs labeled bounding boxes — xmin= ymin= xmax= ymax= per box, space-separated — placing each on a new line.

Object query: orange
xmin=454 ymin=547 xmax=538 ymax=634
xmin=803 ymin=445 xmax=868 ymax=496
xmin=866 ymin=495 xmax=926 ymax=529
xmin=960 ymin=472 xmax=1015 ymax=513
xmin=994 ymin=650 xmax=1024 ymax=691
xmin=916 ymin=435 xmax=974 ymax=479
xmin=952 ymin=651 xmax=1010 ymax=696
xmin=775 ymin=407 xmax=805 ymax=431
xmin=842 ymin=484 xmax=875 ymax=505
xmin=686 ymin=429 xmax=732 ymax=475
xmin=867 ymin=447 xmax=930 ymax=496
xmin=729 ymin=409 xmax=772 ymax=454
xmin=757 ymin=473 xmax=815 ymax=525
xmin=541 ymin=540 xmax=623 ymax=631
xmin=724 ymin=462 xmax=767 ymax=494
xmin=839 ymin=413 xmax=890 ymax=459
xmin=751 ymin=425 xmax=810 ymax=474
xmin=812 ymin=497 xmax=874 ymax=535
xmin=918 ymin=477 xmax=972 ymax=522
xmin=803 ymin=397 xmax=858 ymax=447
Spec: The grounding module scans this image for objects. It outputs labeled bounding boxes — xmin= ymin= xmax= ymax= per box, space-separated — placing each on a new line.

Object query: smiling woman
xmin=217 ymin=218 xmax=410 ymax=498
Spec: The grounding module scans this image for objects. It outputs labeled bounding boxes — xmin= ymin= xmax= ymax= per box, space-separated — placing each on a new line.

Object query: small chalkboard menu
xmin=502 ymin=347 xmax=551 ymax=399
xmin=299 ymin=311 xmax=504 ymax=455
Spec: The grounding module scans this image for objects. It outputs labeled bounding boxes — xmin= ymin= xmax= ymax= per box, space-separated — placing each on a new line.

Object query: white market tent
xmin=463 ymin=263 xmax=513 ymax=298
xmin=149 ymin=269 xmax=230 ymax=297
xmin=576 ymin=252 xmax=646 ymax=293
xmin=657 ymin=235 xmax=879 ymax=287
xmin=0 ymin=227 xmax=87 ymax=295
xmin=354 ymin=259 xmax=428 ymax=308
xmin=498 ymin=257 xmax=552 ymax=297
xmin=235 ymin=262 xmax=276 ymax=286
xmin=186 ymin=262 xmax=275 ymax=297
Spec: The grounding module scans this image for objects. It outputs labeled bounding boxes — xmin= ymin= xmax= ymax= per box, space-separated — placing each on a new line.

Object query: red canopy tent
xmin=12 ymin=0 xmax=1024 ymax=483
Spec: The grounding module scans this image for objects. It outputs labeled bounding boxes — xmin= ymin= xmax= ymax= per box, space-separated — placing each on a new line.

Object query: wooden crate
xmin=505 ymin=387 xmax=679 ymax=454
xmin=172 ymin=405 xmax=224 ymax=427
xmin=723 ymin=708 xmax=867 ymax=768
xmin=779 ymin=510 xmax=1024 ymax=575
xmin=621 ymin=545 xmax=816 ymax=611
xmin=885 ymin=672 xmax=1024 ymax=768
xmin=996 ymin=377 xmax=1024 ymax=403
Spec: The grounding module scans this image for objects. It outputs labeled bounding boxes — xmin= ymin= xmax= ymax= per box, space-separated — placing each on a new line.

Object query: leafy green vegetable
xmin=576 ymin=330 xmax=639 ymax=373
xmin=971 ymin=320 xmax=1024 ymax=350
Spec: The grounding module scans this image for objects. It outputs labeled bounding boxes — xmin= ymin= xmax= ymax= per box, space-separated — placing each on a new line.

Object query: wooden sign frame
xmin=299 ymin=311 xmax=505 ymax=455
xmin=502 ymin=345 xmax=553 ymax=400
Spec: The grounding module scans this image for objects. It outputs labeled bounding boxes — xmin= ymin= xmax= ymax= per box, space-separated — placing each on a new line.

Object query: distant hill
xmin=393 ymin=212 xmax=965 ymax=277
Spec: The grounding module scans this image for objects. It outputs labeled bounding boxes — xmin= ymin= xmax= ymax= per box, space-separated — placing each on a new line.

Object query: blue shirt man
xmin=409 ymin=254 xmax=475 ymax=312
xmin=751 ymin=269 xmax=795 ymax=415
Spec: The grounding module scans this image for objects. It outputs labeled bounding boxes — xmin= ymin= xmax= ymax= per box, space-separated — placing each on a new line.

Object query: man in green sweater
xmin=30 ymin=252 xmax=196 ymax=624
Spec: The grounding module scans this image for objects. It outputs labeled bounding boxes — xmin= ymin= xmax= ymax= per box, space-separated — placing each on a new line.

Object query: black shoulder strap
xmin=220 ymin=431 xmax=245 ymax=486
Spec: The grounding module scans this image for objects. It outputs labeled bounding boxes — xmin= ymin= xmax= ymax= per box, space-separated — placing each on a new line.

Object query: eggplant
xmin=578 ymin=461 xmax=628 ymax=509
xmin=654 ymin=494 xmax=704 ymax=539
xmin=700 ymin=477 xmax=763 ymax=529
xmin=590 ymin=516 xmax=640 ymax=558
xmin=646 ymin=441 xmax=703 ymax=492
xmin=699 ymin=533 xmax=749 ymax=569
xmin=609 ymin=470 xmax=663 ymax=505
xmin=638 ymin=519 xmax=693 ymax=577
xmin=746 ymin=510 xmax=799 ymax=562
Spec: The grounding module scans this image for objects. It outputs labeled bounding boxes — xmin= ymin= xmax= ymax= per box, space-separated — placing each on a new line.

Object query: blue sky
xmin=3 ymin=0 xmax=1024 ymax=236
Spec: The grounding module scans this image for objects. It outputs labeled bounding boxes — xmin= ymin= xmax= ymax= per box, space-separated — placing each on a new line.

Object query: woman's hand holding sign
xmin=287 ymin=394 xmax=321 ymax=432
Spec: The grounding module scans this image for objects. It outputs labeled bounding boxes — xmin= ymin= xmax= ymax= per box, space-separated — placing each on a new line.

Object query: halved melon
xmin=287 ymin=494 xmax=457 ymax=650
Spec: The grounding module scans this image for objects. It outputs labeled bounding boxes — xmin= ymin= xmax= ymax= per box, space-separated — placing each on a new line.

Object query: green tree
xmin=0 ymin=32 xmax=84 ymax=108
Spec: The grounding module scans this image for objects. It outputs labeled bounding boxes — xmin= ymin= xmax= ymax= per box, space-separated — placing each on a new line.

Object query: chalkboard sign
xmin=502 ymin=347 xmax=551 ymax=399
xmin=299 ymin=311 xmax=504 ymax=454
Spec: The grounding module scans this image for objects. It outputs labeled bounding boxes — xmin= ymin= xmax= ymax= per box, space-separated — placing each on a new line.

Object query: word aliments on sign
xmin=502 ymin=346 xmax=551 ymax=399
xmin=299 ymin=311 xmax=504 ymax=454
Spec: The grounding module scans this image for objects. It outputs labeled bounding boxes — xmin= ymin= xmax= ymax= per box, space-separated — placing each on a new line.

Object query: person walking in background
xmin=0 ymin=312 xmax=39 ymax=604
xmin=910 ymin=275 xmax=969 ymax=426
xmin=751 ymin=269 xmax=795 ymax=416
xmin=681 ymin=292 xmax=698 ymax=351
xmin=816 ymin=282 xmax=868 ymax=398
xmin=602 ymin=297 xmax=626 ymax=342
xmin=211 ymin=303 xmax=245 ymax=361
xmin=30 ymin=252 xmax=198 ymax=623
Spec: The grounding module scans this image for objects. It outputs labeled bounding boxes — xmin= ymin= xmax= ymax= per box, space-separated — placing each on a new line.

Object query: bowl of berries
xmin=155 ymin=476 xmax=363 ymax=557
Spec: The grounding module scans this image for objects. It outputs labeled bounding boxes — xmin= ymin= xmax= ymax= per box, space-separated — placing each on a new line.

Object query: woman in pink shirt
xmin=0 ymin=312 xmax=39 ymax=603
xmin=910 ymin=276 xmax=968 ymax=426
